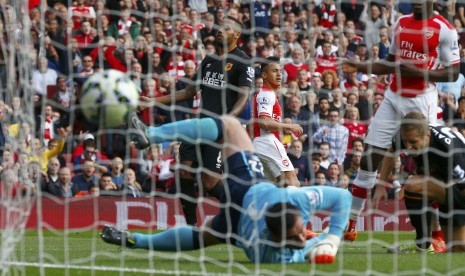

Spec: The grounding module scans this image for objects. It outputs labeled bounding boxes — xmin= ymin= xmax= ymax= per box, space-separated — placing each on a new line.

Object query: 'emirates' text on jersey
xmin=253 ymin=86 xmax=282 ymax=140
xmin=389 ymin=14 xmax=460 ymax=97
xmin=392 ymin=125 xmax=465 ymax=183
xmin=193 ymin=47 xmax=254 ymax=117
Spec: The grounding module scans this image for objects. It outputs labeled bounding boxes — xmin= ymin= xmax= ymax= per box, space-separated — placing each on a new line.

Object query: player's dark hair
xmin=265 ymin=203 xmax=300 ymax=240
xmin=401 ymin=112 xmax=428 ymax=136
xmin=261 ymin=56 xmax=280 ymax=73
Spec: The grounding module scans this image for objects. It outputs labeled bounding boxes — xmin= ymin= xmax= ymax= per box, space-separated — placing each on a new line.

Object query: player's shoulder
xmin=230 ymin=47 xmax=250 ymax=60
xmin=397 ymin=13 xmax=414 ymax=25
xmin=432 ymin=14 xmax=455 ymax=30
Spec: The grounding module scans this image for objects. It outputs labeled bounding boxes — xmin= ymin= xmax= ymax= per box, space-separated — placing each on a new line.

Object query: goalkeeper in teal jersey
xmin=101 ymin=115 xmax=352 ymax=264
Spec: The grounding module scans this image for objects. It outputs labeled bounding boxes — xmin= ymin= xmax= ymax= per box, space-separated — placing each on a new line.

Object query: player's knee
xmin=201 ymin=174 xmax=219 ymax=190
xmin=220 ymin=115 xmax=241 ymax=130
xmin=179 ymin=169 xmax=193 ymax=179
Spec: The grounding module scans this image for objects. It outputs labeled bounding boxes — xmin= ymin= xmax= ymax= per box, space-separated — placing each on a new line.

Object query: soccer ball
xmin=80 ymin=70 xmax=140 ymax=127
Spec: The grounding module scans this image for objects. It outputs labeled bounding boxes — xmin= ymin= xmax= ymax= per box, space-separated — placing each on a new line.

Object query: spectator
xmin=42 ymin=157 xmax=61 ymax=194
xmin=74 ymin=55 xmax=96 ymax=85
xmin=312 ymin=108 xmax=349 ymax=166
xmin=99 ymin=173 xmax=120 ymax=195
xmin=343 ymin=106 xmax=367 ymax=153
xmin=378 ymin=26 xmax=391 ymax=59
xmin=287 ymin=140 xmax=311 ymax=185
xmin=315 ymin=40 xmax=337 ymax=74
xmin=453 ymin=96 xmax=465 ymax=136
xmin=138 ymin=78 xmax=157 ymax=125
xmin=314 ymin=170 xmax=328 ymax=186
xmin=107 ymin=7 xmax=141 ymax=41
xmin=47 ymin=167 xmax=79 ymax=197
xmin=359 ymin=2 xmax=387 ymax=49
xmin=312 ymin=96 xmax=331 ymax=134
xmin=72 ymin=160 xmax=100 ymax=192
xmin=318 ymin=142 xmax=331 ymax=172
xmin=283 ymin=94 xmax=311 ymax=151
xmin=109 ymin=157 xmax=125 ymax=189
xmin=326 ymin=162 xmax=341 ymax=187
xmin=344 ymin=150 xmax=362 ymax=181
xmin=284 ymin=48 xmax=309 ymax=84
xmin=73 ymin=20 xmax=95 ymax=55
xmin=70 ymin=0 xmax=96 ymax=31
xmin=122 ymin=168 xmax=143 ymax=197
xmin=32 ymin=57 xmax=58 ymax=96
xmin=53 ymin=77 xmax=73 ymax=107
xmin=72 ymin=139 xmax=109 ymax=174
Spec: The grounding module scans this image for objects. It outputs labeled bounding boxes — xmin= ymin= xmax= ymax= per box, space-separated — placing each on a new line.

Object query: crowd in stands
xmin=1 ymin=0 xmax=465 ymax=199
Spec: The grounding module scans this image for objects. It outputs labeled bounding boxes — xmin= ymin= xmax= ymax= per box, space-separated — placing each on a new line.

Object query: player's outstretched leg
xmin=128 ymin=114 xmax=223 ymax=148
xmin=100 ymin=224 xmax=204 ymax=251
xmin=100 ymin=225 xmax=136 ymax=247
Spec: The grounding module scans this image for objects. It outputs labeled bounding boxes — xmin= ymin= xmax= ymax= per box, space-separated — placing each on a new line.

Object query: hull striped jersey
xmin=389 ymin=14 xmax=460 ymax=97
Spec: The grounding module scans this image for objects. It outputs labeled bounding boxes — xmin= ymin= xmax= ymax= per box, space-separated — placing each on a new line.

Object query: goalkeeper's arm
xmin=305 ymin=186 xmax=352 ymax=263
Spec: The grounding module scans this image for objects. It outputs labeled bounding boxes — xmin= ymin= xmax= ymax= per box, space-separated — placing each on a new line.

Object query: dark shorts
xmin=210 ymin=151 xmax=265 ymax=243
xmin=179 ymin=142 xmax=222 ymax=173
xmin=439 ymin=183 xmax=465 ymax=227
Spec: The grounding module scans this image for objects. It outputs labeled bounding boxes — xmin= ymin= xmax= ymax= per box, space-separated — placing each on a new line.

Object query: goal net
xmin=1 ymin=0 xmax=465 ymax=275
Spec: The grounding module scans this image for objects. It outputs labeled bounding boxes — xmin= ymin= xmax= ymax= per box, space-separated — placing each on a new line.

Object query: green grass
xmin=2 ymin=230 xmax=465 ymax=275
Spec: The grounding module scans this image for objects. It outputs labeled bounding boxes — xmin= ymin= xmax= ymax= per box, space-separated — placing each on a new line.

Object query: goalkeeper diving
xmin=101 ymin=115 xmax=352 ymax=264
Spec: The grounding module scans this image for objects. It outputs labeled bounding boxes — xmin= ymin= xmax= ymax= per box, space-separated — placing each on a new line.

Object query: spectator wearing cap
xmin=72 ymin=132 xmax=95 ymax=159
xmin=72 ymin=139 xmax=109 ymax=174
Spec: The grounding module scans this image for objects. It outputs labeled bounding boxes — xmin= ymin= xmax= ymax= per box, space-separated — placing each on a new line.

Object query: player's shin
xmin=179 ymin=178 xmax=198 ymax=226
xmin=345 ymin=169 xmax=377 ymax=240
xmin=147 ymin=118 xmax=223 ymax=144
xmin=404 ymin=192 xmax=432 ymax=249
xmin=133 ymin=226 xmax=202 ymax=251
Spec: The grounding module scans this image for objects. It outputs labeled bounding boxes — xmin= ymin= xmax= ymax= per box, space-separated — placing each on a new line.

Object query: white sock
xmin=350 ymin=169 xmax=378 ymax=221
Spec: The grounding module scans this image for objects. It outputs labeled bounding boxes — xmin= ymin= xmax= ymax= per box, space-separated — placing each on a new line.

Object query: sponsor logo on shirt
xmin=225 ymin=63 xmax=233 ymax=71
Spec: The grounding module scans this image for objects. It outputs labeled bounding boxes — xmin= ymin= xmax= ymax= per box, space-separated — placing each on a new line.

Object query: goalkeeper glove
xmin=307 ymin=234 xmax=341 ymax=264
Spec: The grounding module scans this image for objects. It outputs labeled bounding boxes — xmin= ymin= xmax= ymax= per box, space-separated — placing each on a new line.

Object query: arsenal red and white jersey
xmin=70 ymin=5 xmax=96 ymax=30
xmin=253 ymin=86 xmax=282 ymax=140
xmin=389 ymin=14 xmax=460 ymax=97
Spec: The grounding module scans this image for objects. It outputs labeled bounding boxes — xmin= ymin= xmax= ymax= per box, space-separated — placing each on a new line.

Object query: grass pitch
xmin=2 ymin=230 xmax=465 ymax=275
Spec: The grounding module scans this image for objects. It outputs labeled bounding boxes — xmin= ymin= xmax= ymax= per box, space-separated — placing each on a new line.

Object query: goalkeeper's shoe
xmin=129 ymin=114 xmax=150 ymax=149
xmin=100 ymin=225 xmax=136 ymax=247
xmin=387 ymin=243 xmax=434 ymax=254
xmin=431 ymin=236 xmax=447 ymax=253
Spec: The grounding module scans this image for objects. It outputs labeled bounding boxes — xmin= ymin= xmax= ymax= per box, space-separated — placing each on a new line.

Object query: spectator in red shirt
xmin=343 ymin=106 xmax=367 ymax=153
xmin=284 ymin=48 xmax=309 ymax=84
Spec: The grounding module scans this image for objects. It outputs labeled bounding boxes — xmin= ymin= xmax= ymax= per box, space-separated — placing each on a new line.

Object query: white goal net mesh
xmin=1 ymin=0 xmax=465 ymax=275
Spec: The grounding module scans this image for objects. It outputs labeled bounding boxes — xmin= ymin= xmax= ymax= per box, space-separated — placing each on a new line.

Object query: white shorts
xmin=365 ymin=88 xmax=438 ymax=148
xmin=253 ymin=135 xmax=294 ymax=178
